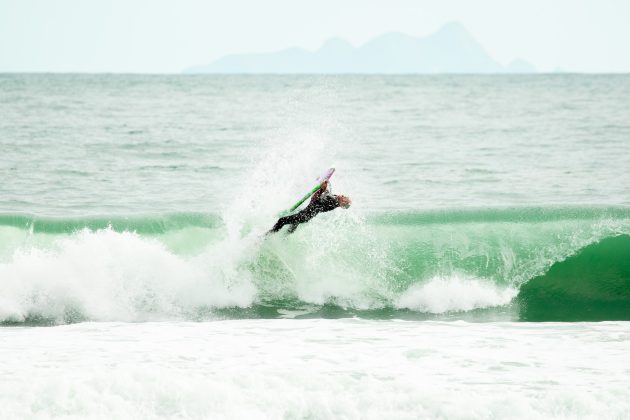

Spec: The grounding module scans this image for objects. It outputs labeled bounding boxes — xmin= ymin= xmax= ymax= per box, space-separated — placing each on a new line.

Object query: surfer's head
xmin=337 ymin=195 xmax=352 ymax=209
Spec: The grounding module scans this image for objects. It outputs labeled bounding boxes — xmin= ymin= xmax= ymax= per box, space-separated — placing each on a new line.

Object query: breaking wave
xmin=0 ymin=207 xmax=628 ymax=324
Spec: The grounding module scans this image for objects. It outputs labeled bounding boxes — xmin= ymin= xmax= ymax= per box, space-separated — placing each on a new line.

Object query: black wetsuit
xmin=269 ymin=192 xmax=339 ymax=234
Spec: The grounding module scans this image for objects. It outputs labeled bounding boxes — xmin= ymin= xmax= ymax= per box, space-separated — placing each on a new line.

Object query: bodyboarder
xmin=267 ymin=181 xmax=351 ymax=234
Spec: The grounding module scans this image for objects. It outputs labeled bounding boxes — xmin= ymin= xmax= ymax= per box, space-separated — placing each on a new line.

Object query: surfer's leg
xmin=286 ymin=208 xmax=319 ymax=233
xmin=269 ymin=215 xmax=298 ymax=233
xmin=268 ymin=208 xmax=317 ymax=234
xmin=287 ymin=223 xmax=299 ymax=233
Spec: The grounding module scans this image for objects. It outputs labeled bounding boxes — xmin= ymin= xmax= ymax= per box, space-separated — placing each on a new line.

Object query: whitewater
xmin=1 ymin=74 xmax=629 ymax=418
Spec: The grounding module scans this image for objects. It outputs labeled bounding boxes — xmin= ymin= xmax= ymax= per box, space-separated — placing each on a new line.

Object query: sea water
xmin=0 ymin=74 xmax=629 ymax=418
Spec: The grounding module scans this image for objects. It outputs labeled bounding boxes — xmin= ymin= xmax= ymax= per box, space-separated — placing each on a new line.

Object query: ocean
xmin=1 ymin=74 xmax=629 ymax=418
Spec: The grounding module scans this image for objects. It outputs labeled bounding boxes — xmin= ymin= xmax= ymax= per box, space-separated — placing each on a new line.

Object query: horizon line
xmin=2 ymin=71 xmax=630 ymax=76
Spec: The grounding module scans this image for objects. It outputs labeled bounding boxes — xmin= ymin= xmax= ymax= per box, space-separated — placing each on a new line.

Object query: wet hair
xmin=337 ymin=195 xmax=352 ymax=209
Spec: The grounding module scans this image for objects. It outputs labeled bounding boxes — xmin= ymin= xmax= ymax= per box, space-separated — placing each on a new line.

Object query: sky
xmin=0 ymin=0 xmax=629 ymax=73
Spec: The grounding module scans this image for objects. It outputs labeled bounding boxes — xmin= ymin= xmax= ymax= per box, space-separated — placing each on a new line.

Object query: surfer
xmin=268 ymin=181 xmax=351 ymax=234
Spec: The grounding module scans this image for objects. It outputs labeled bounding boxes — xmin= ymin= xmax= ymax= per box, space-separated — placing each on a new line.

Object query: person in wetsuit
xmin=268 ymin=181 xmax=351 ymax=234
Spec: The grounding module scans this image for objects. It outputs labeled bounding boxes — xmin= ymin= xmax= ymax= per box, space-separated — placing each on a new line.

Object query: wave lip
xmin=395 ymin=275 xmax=518 ymax=313
xmin=0 ymin=212 xmax=220 ymax=234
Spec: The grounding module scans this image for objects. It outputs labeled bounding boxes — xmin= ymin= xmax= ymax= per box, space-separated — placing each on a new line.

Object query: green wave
xmin=369 ymin=206 xmax=630 ymax=225
xmin=1 ymin=206 xmax=627 ymax=233
xmin=0 ymin=207 xmax=628 ymax=323
xmin=518 ymin=234 xmax=630 ymax=321
xmin=0 ymin=212 xmax=220 ymax=234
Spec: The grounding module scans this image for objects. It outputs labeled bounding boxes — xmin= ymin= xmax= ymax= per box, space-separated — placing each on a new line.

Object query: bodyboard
xmin=283 ymin=167 xmax=335 ymax=215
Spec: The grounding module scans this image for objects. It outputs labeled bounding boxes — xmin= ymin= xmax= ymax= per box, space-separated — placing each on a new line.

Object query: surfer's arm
xmin=310 ymin=181 xmax=329 ymax=202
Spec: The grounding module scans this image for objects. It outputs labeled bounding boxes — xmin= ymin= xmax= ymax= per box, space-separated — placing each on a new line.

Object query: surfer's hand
xmin=321 ymin=180 xmax=329 ymax=190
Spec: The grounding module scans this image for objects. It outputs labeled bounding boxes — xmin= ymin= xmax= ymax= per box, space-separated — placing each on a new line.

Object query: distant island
xmin=185 ymin=22 xmax=535 ymax=74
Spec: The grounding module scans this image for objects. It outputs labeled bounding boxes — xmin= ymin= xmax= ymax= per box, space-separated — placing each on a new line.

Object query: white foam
xmin=395 ymin=275 xmax=518 ymax=313
xmin=0 ymin=222 xmax=522 ymax=323
xmin=0 ymin=320 xmax=628 ymax=419
xmin=0 ymin=214 xmax=392 ymax=323
xmin=0 ymin=228 xmax=256 ymax=323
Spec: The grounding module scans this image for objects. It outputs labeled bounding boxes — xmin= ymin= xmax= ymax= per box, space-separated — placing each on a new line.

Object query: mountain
xmin=506 ymin=58 xmax=536 ymax=73
xmin=185 ymin=22 xmax=534 ymax=74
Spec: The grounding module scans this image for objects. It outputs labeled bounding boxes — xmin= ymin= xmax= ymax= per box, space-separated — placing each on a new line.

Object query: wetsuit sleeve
xmin=310 ymin=181 xmax=329 ymax=203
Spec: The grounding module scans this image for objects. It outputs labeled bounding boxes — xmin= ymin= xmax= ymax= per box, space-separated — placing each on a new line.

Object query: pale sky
xmin=0 ymin=0 xmax=629 ymax=73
